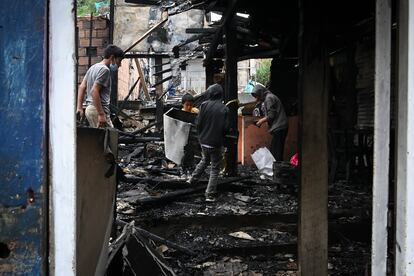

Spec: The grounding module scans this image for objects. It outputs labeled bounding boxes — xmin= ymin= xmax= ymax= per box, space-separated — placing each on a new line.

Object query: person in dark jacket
xmin=187 ymin=84 xmax=229 ymax=202
xmin=252 ymin=84 xmax=288 ymax=161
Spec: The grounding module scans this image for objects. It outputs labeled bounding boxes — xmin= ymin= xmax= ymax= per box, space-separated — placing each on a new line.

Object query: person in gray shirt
xmin=76 ymin=44 xmax=124 ymax=128
xmin=252 ymin=84 xmax=288 ymax=161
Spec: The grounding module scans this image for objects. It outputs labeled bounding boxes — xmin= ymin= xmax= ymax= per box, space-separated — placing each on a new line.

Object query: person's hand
xmin=98 ymin=113 xmax=107 ymax=128
xmin=256 ymin=118 xmax=264 ymax=127
xmin=76 ymin=107 xmax=84 ymax=119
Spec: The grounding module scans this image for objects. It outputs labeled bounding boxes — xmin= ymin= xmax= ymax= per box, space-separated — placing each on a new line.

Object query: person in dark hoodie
xmin=252 ymin=84 xmax=288 ymax=161
xmin=187 ymin=84 xmax=229 ymax=202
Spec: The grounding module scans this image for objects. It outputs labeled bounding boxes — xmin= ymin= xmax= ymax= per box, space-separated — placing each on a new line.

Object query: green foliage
xmin=77 ymin=0 xmax=109 ymax=16
xmin=255 ymin=59 xmax=272 ymax=87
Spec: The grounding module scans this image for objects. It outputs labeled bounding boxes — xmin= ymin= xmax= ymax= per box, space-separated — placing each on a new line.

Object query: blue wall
xmin=0 ymin=1 xmax=47 ymax=275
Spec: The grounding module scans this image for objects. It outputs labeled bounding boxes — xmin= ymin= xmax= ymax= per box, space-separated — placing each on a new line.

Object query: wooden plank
xmin=134 ymin=58 xmax=151 ymax=100
xmin=124 ymin=12 xmax=168 ymax=53
xmin=49 ymin=1 xmax=77 ymax=275
xmin=298 ymin=0 xmax=328 ymax=275
xmin=154 ymin=57 xmax=164 ymax=96
xmin=0 ymin=1 xmax=49 ymax=275
xmin=224 ymin=19 xmax=239 ymax=176
xmin=204 ymin=0 xmax=239 ymax=65
xmin=76 ymin=128 xmax=118 ymax=276
xmin=372 ymin=0 xmax=391 ymax=274
xmin=186 ymin=27 xmax=217 ymax=34
xmin=396 ymin=1 xmax=414 ymax=275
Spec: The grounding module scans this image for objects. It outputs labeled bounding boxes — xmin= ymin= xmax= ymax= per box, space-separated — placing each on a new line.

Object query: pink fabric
xmin=290 ymin=153 xmax=298 ymax=167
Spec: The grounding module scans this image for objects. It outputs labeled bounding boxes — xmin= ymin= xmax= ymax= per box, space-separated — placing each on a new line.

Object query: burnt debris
xmin=105 ymin=107 xmax=371 ymax=276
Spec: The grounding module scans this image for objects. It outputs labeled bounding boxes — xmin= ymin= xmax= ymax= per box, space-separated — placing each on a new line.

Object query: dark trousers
xmin=271 ymin=128 xmax=288 ymax=161
xmin=181 ymin=125 xmax=199 ymax=172
xmin=191 ymin=147 xmax=222 ymax=196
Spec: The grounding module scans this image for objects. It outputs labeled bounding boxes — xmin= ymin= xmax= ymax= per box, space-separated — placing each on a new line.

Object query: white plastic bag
xmin=251 ymin=147 xmax=275 ymax=177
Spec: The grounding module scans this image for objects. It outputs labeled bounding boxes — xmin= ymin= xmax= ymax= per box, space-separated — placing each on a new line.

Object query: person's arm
xmin=91 ymin=82 xmax=107 ymax=127
xmin=256 ymin=97 xmax=276 ymax=127
xmin=76 ymin=78 xmax=87 ymax=117
xmin=266 ymin=99 xmax=277 ymax=122
xmin=256 ymin=99 xmax=269 ymax=127
xmin=255 ymin=116 xmax=268 ymax=127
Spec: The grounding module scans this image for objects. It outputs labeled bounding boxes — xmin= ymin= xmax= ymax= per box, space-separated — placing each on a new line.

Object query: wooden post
xmin=224 ymin=18 xmax=238 ymax=176
xmin=298 ymin=0 xmax=328 ymax=275
xmin=155 ymin=57 xmax=163 ymax=96
xmin=372 ymin=0 xmax=391 ymax=274
xmin=155 ymin=57 xmax=164 ymax=128
xmin=395 ymin=1 xmax=414 ymax=274
xmin=205 ymin=63 xmax=214 ymax=88
xmin=50 ymin=0 xmax=77 ymax=275
xmin=134 ymin=58 xmax=150 ymax=100
xmin=110 ymin=66 xmax=118 ymax=108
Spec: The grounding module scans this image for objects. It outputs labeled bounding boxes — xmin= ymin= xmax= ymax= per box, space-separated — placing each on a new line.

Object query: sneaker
xmin=205 ymin=195 xmax=216 ymax=202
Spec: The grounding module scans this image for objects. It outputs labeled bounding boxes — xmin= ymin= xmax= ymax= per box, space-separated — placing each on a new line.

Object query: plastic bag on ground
xmin=251 ymin=147 xmax=276 ymax=177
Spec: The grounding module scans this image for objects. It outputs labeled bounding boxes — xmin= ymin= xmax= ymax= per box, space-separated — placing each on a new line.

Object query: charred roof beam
xmin=203 ymin=0 xmax=239 ymax=66
xmin=238 ymin=49 xmax=280 ymax=61
xmin=167 ymin=0 xmax=206 ymax=16
xmin=234 ymin=26 xmax=280 ymax=47
xmin=172 ymin=33 xmax=210 ymax=57
xmin=185 ymin=27 xmax=218 ymax=34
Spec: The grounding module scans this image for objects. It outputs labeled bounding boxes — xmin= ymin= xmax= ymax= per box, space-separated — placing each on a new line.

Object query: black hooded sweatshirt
xmin=196 ymin=84 xmax=229 ymax=147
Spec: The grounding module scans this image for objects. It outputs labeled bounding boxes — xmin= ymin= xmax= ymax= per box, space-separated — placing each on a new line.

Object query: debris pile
xmin=106 ymin=111 xmax=371 ymax=276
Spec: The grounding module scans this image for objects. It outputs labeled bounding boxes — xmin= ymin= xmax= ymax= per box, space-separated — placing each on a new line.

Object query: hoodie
xmin=252 ymin=84 xmax=288 ymax=133
xmin=196 ymin=84 xmax=229 ymax=147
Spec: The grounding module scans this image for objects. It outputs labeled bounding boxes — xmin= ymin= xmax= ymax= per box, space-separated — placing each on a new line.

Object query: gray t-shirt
xmin=84 ymin=63 xmax=111 ymax=115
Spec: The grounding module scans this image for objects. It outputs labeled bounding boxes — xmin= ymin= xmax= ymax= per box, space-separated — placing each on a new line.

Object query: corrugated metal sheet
xmin=0 ymin=1 xmax=47 ymax=275
xmin=355 ymin=38 xmax=375 ymax=129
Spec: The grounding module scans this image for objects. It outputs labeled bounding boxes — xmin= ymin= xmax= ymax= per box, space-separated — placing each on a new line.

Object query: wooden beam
xmin=152 ymin=67 xmax=172 ymax=76
xmin=50 ymin=1 xmax=76 ymax=274
xmin=154 ymin=57 xmax=164 ymax=96
xmin=134 ymin=58 xmax=150 ymax=101
xmin=238 ymin=49 xmax=280 ymax=61
xmin=205 ymin=63 xmax=214 ymax=87
xmin=186 ymin=27 xmax=217 ymax=34
xmin=395 ymin=1 xmax=414 ymax=274
xmin=372 ymin=0 xmax=391 ymax=274
xmin=298 ymin=0 xmax=328 ymax=275
xmin=204 ymin=0 xmax=239 ymax=65
xmin=223 ymin=19 xmax=238 ymax=177
xmin=152 ymin=75 xmax=172 ymax=88
xmin=124 ymin=12 xmax=168 ymax=53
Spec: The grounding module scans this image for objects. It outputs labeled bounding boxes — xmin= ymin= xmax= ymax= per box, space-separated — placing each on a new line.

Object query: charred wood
xmin=117 ymin=219 xmax=197 ymax=256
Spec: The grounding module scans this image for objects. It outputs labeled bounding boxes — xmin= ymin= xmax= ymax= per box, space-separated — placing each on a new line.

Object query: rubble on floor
xmin=108 ymin=115 xmax=371 ymax=276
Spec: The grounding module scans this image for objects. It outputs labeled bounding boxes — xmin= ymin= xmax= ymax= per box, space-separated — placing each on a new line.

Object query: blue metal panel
xmin=0 ymin=1 xmax=47 ymax=275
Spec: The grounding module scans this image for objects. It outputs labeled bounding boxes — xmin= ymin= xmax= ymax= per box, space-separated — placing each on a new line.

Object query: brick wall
xmin=77 ymin=16 xmax=110 ymax=86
